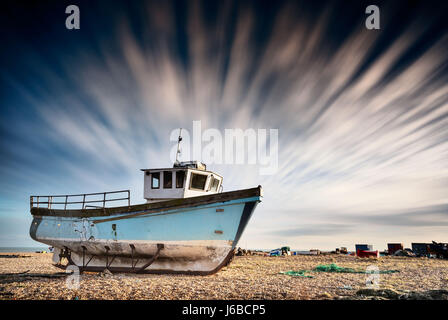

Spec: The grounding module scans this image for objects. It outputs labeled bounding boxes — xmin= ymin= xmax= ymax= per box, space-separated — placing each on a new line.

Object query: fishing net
xmin=314 ymin=263 xmax=399 ymax=274
xmin=280 ymin=264 xmax=399 ymax=277
xmin=314 ymin=264 xmax=360 ymax=273
xmin=279 ymin=270 xmax=313 ymax=278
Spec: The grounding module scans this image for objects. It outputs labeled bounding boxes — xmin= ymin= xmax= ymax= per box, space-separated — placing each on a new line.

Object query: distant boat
xmin=29 ymin=133 xmax=262 ymax=274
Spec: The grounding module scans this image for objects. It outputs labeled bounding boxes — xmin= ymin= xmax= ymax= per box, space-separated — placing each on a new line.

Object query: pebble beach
xmin=1 ymin=252 xmax=448 ymax=300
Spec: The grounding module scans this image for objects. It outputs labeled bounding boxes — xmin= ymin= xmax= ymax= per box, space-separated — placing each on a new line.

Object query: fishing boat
xmin=29 ymin=134 xmax=262 ymax=274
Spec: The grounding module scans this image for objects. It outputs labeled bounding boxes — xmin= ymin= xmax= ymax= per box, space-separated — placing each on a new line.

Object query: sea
xmin=0 ymin=247 xmax=50 ymax=253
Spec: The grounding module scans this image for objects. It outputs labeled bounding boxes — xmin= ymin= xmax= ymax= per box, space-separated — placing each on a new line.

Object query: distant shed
xmin=387 ymin=243 xmax=404 ymax=255
xmin=412 ymin=243 xmax=431 ymax=256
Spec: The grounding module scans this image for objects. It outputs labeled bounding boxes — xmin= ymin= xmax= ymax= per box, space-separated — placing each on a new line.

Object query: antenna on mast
xmin=175 ymin=128 xmax=183 ymax=164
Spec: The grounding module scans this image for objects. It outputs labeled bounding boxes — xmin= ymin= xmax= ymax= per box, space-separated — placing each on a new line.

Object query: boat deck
xmin=30 ymin=186 xmax=263 ymax=218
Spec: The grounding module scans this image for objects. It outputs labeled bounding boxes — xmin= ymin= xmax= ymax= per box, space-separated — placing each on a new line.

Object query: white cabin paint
xmin=141 ymin=161 xmax=223 ymax=203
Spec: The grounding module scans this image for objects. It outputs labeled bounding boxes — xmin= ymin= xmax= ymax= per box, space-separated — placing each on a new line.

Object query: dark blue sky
xmin=1 ymin=0 xmax=448 ymax=249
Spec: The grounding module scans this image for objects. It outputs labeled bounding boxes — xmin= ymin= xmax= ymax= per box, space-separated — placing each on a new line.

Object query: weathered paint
xmin=30 ymin=194 xmax=261 ymax=274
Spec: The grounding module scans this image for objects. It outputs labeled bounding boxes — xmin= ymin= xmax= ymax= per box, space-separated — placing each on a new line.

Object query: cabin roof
xmin=140 ymin=167 xmax=223 ymax=179
xmin=140 ymin=167 xmax=185 ymax=172
xmin=141 ymin=160 xmax=208 ymax=172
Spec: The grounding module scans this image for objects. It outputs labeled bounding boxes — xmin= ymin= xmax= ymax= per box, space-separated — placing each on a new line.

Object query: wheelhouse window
xmin=163 ymin=171 xmax=172 ymax=188
xmin=151 ymin=172 xmax=160 ymax=189
xmin=176 ymin=170 xmax=185 ymax=188
xmin=190 ymin=173 xmax=208 ymax=190
xmin=210 ymin=177 xmax=220 ymax=191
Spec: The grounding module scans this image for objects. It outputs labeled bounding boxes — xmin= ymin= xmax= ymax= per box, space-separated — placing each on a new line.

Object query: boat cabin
xmin=141 ymin=161 xmax=223 ymax=203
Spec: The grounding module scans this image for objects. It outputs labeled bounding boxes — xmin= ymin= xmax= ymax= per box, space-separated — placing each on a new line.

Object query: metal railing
xmin=30 ymin=190 xmax=130 ymax=211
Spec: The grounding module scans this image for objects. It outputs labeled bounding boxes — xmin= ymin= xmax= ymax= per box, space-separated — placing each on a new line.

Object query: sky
xmin=1 ymin=0 xmax=448 ymax=250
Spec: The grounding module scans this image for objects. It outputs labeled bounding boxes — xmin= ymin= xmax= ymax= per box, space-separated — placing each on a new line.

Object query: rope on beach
xmin=0 ymin=270 xmax=30 ymax=277
xmin=0 ymin=271 xmax=69 ymax=278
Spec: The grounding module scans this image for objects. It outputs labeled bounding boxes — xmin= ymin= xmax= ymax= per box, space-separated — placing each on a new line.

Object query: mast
xmin=175 ymin=128 xmax=182 ymax=164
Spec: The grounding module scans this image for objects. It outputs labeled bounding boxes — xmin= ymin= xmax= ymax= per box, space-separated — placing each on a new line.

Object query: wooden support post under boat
xmin=82 ymin=246 xmax=86 ymax=267
xmin=62 ymin=246 xmax=77 ymax=268
xmin=130 ymin=244 xmax=139 ymax=271
xmin=81 ymin=246 xmax=94 ymax=269
xmin=104 ymin=246 xmax=116 ymax=269
xmin=136 ymin=244 xmax=164 ymax=273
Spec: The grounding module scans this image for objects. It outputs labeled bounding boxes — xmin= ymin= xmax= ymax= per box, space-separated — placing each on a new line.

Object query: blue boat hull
xmin=30 ymin=189 xmax=261 ymax=274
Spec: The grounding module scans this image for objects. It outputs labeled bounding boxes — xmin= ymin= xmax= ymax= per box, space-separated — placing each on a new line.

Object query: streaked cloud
xmin=1 ymin=0 xmax=447 ymax=249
